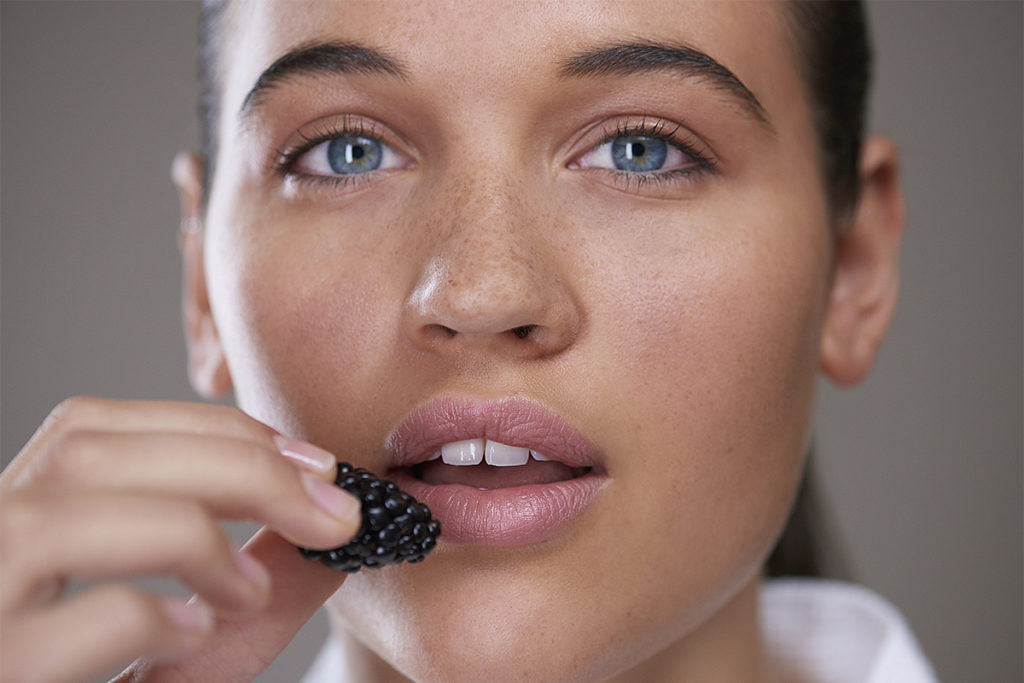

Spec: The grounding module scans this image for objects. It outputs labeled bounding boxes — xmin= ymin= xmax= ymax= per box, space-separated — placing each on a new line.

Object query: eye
xmin=292 ymin=134 xmax=405 ymax=176
xmin=576 ymin=134 xmax=692 ymax=173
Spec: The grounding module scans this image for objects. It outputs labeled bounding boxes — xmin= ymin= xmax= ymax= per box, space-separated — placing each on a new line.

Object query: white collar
xmin=761 ymin=578 xmax=938 ymax=683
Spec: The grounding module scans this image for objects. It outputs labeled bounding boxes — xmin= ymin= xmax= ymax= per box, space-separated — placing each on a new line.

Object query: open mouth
xmin=407 ymin=438 xmax=592 ymax=489
xmin=384 ymin=397 xmax=607 ymax=546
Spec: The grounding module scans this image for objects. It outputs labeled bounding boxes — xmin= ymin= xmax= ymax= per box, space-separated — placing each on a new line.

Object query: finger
xmin=24 ymin=430 xmax=358 ymax=549
xmin=3 ymin=398 xmax=276 ymax=490
xmin=118 ymin=527 xmax=348 ymax=683
xmin=3 ymin=586 xmax=213 ymax=683
xmin=1 ymin=491 xmax=270 ymax=614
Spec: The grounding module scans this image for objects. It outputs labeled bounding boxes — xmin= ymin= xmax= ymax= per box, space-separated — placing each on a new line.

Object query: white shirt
xmin=303 ymin=579 xmax=937 ymax=682
xmin=761 ymin=579 xmax=938 ymax=683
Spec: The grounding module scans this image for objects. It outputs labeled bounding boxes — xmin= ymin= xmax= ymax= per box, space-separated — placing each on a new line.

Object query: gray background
xmin=1 ymin=2 xmax=1020 ymax=681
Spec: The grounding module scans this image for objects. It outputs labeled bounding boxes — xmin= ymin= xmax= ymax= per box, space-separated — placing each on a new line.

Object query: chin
xmin=327 ymin=531 xmax=765 ymax=683
xmin=330 ymin=548 xmax=603 ymax=681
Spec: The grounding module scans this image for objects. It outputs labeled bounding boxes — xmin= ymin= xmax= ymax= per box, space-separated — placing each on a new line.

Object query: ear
xmin=819 ymin=136 xmax=906 ymax=386
xmin=173 ymin=151 xmax=233 ymax=399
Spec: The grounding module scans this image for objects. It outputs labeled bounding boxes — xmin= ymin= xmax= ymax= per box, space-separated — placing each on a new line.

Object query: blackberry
xmin=298 ymin=462 xmax=441 ymax=573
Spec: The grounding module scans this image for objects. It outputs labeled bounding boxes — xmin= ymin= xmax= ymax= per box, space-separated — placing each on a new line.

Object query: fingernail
xmin=163 ymin=598 xmax=214 ymax=633
xmin=274 ymin=435 xmax=336 ymax=474
xmin=235 ymin=550 xmax=271 ymax=595
xmin=301 ymin=472 xmax=361 ymax=520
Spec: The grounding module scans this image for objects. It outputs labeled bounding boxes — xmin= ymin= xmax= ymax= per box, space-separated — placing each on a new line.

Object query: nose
xmin=402 ymin=176 xmax=582 ymax=360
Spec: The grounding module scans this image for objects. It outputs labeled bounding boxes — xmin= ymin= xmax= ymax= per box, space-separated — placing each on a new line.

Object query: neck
xmin=328 ymin=574 xmax=772 ymax=683
xmin=607 ymin=575 xmax=771 ymax=683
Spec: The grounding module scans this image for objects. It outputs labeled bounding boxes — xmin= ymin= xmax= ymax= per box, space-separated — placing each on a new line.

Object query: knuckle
xmin=2 ymin=397 xmax=106 ymax=492
xmin=38 ymin=429 xmax=103 ymax=482
xmin=48 ymin=395 xmax=102 ymax=430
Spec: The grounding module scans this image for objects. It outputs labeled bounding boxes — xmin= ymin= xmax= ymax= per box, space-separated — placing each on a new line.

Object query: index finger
xmin=117 ymin=527 xmax=348 ymax=683
xmin=3 ymin=398 xmax=276 ymax=490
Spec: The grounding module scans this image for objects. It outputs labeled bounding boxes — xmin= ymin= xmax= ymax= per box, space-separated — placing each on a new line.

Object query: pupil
xmin=350 ymin=145 xmax=364 ymax=160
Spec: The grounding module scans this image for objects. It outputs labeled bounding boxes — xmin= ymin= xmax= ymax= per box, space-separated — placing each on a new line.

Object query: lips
xmin=384 ymin=396 xmax=607 ymax=545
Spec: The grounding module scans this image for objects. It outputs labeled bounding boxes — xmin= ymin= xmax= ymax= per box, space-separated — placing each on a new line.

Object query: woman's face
xmin=195 ymin=0 xmax=837 ymax=679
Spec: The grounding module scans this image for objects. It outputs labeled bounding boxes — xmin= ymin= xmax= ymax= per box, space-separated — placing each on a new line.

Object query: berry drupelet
xmin=298 ymin=462 xmax=441 ymax=573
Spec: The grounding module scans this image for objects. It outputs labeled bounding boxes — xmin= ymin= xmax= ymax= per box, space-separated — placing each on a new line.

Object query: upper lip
xmin=383 ymin=395 xmax=603 ymax=471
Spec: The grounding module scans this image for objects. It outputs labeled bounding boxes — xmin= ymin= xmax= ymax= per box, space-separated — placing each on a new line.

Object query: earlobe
xmin=174 ymin=151 xmax=233 ymax=398
xmin=820 ymin=136 xmax=906 ymax=386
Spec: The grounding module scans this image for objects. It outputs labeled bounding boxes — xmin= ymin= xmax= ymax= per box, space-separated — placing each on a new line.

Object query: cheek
xmin=204 ymin=205 xmax=402 ymax=439
xmin=584 ymin=200 xmax=832 ymax=598
xmin=606 ymin=228 xmax=827 ymax=443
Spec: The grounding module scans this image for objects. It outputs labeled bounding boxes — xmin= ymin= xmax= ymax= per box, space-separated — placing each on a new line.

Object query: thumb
xmin=120 ymin=528 xmax=347 ymax=682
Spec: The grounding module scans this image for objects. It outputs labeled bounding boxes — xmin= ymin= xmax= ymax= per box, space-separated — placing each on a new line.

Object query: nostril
xmin=422 ymin=324 xmax=459 ymax=339
xmin=512 ymin=325 xmax=537 ymax=339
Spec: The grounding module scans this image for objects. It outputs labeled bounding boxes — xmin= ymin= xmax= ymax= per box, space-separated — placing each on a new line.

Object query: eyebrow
xmin=239 ymin=39 xmax=770 ymax=130
xmin=559 ymin=41 xmax=771 ymax=129
xmin=239 ymin=41 xmax=407 ymax=118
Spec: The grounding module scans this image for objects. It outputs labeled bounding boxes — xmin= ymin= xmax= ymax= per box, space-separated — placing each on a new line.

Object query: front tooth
xmin=441 ymin=438 xmax=485 ymax=466
xmin=485 ymin=440 xmax=530 ymax=466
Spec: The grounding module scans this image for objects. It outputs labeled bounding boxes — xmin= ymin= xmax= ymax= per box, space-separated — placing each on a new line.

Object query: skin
xmin=0 ymin=1 xmax=904 ymax=682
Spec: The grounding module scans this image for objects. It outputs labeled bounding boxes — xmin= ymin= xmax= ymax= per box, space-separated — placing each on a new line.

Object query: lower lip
xmin=390 ymin=470 xmax=607 ymax=546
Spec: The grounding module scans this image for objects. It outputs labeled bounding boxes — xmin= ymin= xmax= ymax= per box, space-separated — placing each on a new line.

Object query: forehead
xmin=217 ymin=0 xmax=800 ymax=122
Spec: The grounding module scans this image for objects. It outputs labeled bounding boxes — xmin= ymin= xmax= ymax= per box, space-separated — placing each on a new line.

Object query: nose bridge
xmin=440 ymin=169 xmax=539 ymax=289
xmin=403 ymin=167 xmax=581 ymax=355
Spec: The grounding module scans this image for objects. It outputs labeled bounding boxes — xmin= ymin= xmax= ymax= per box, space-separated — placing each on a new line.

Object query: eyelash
xmin=272 ymin=117 xmax=719 ymax=193
xmin=586 ymin=119 xmax=719 ymax=191
xmin=273 ymin=116 xmax=391 ymax=191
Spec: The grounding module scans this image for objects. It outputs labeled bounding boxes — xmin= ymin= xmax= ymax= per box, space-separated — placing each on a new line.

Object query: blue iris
xmin=326 ymin=136 xmax=384 ymax=174
xmin=610 ymin=136 xmax=668 ymax=172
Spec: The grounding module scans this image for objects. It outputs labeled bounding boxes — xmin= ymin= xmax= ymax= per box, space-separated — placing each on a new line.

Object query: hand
xmin=0 ymin=397 xmax=361 ymax=683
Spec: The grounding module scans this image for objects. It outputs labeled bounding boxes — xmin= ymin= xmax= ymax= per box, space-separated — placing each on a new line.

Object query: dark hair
xmin=765 ymin=451 xmax=850 ymax=579
xmin=765 ymin=1 xmax=871 ymax=578
xmin=195 ymin=1 xmax=871 ymax=579
xmin=786 ymin=1 xmax=873 ymax=222
xmin=198 ymin=0 xmax=226 ymax=201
